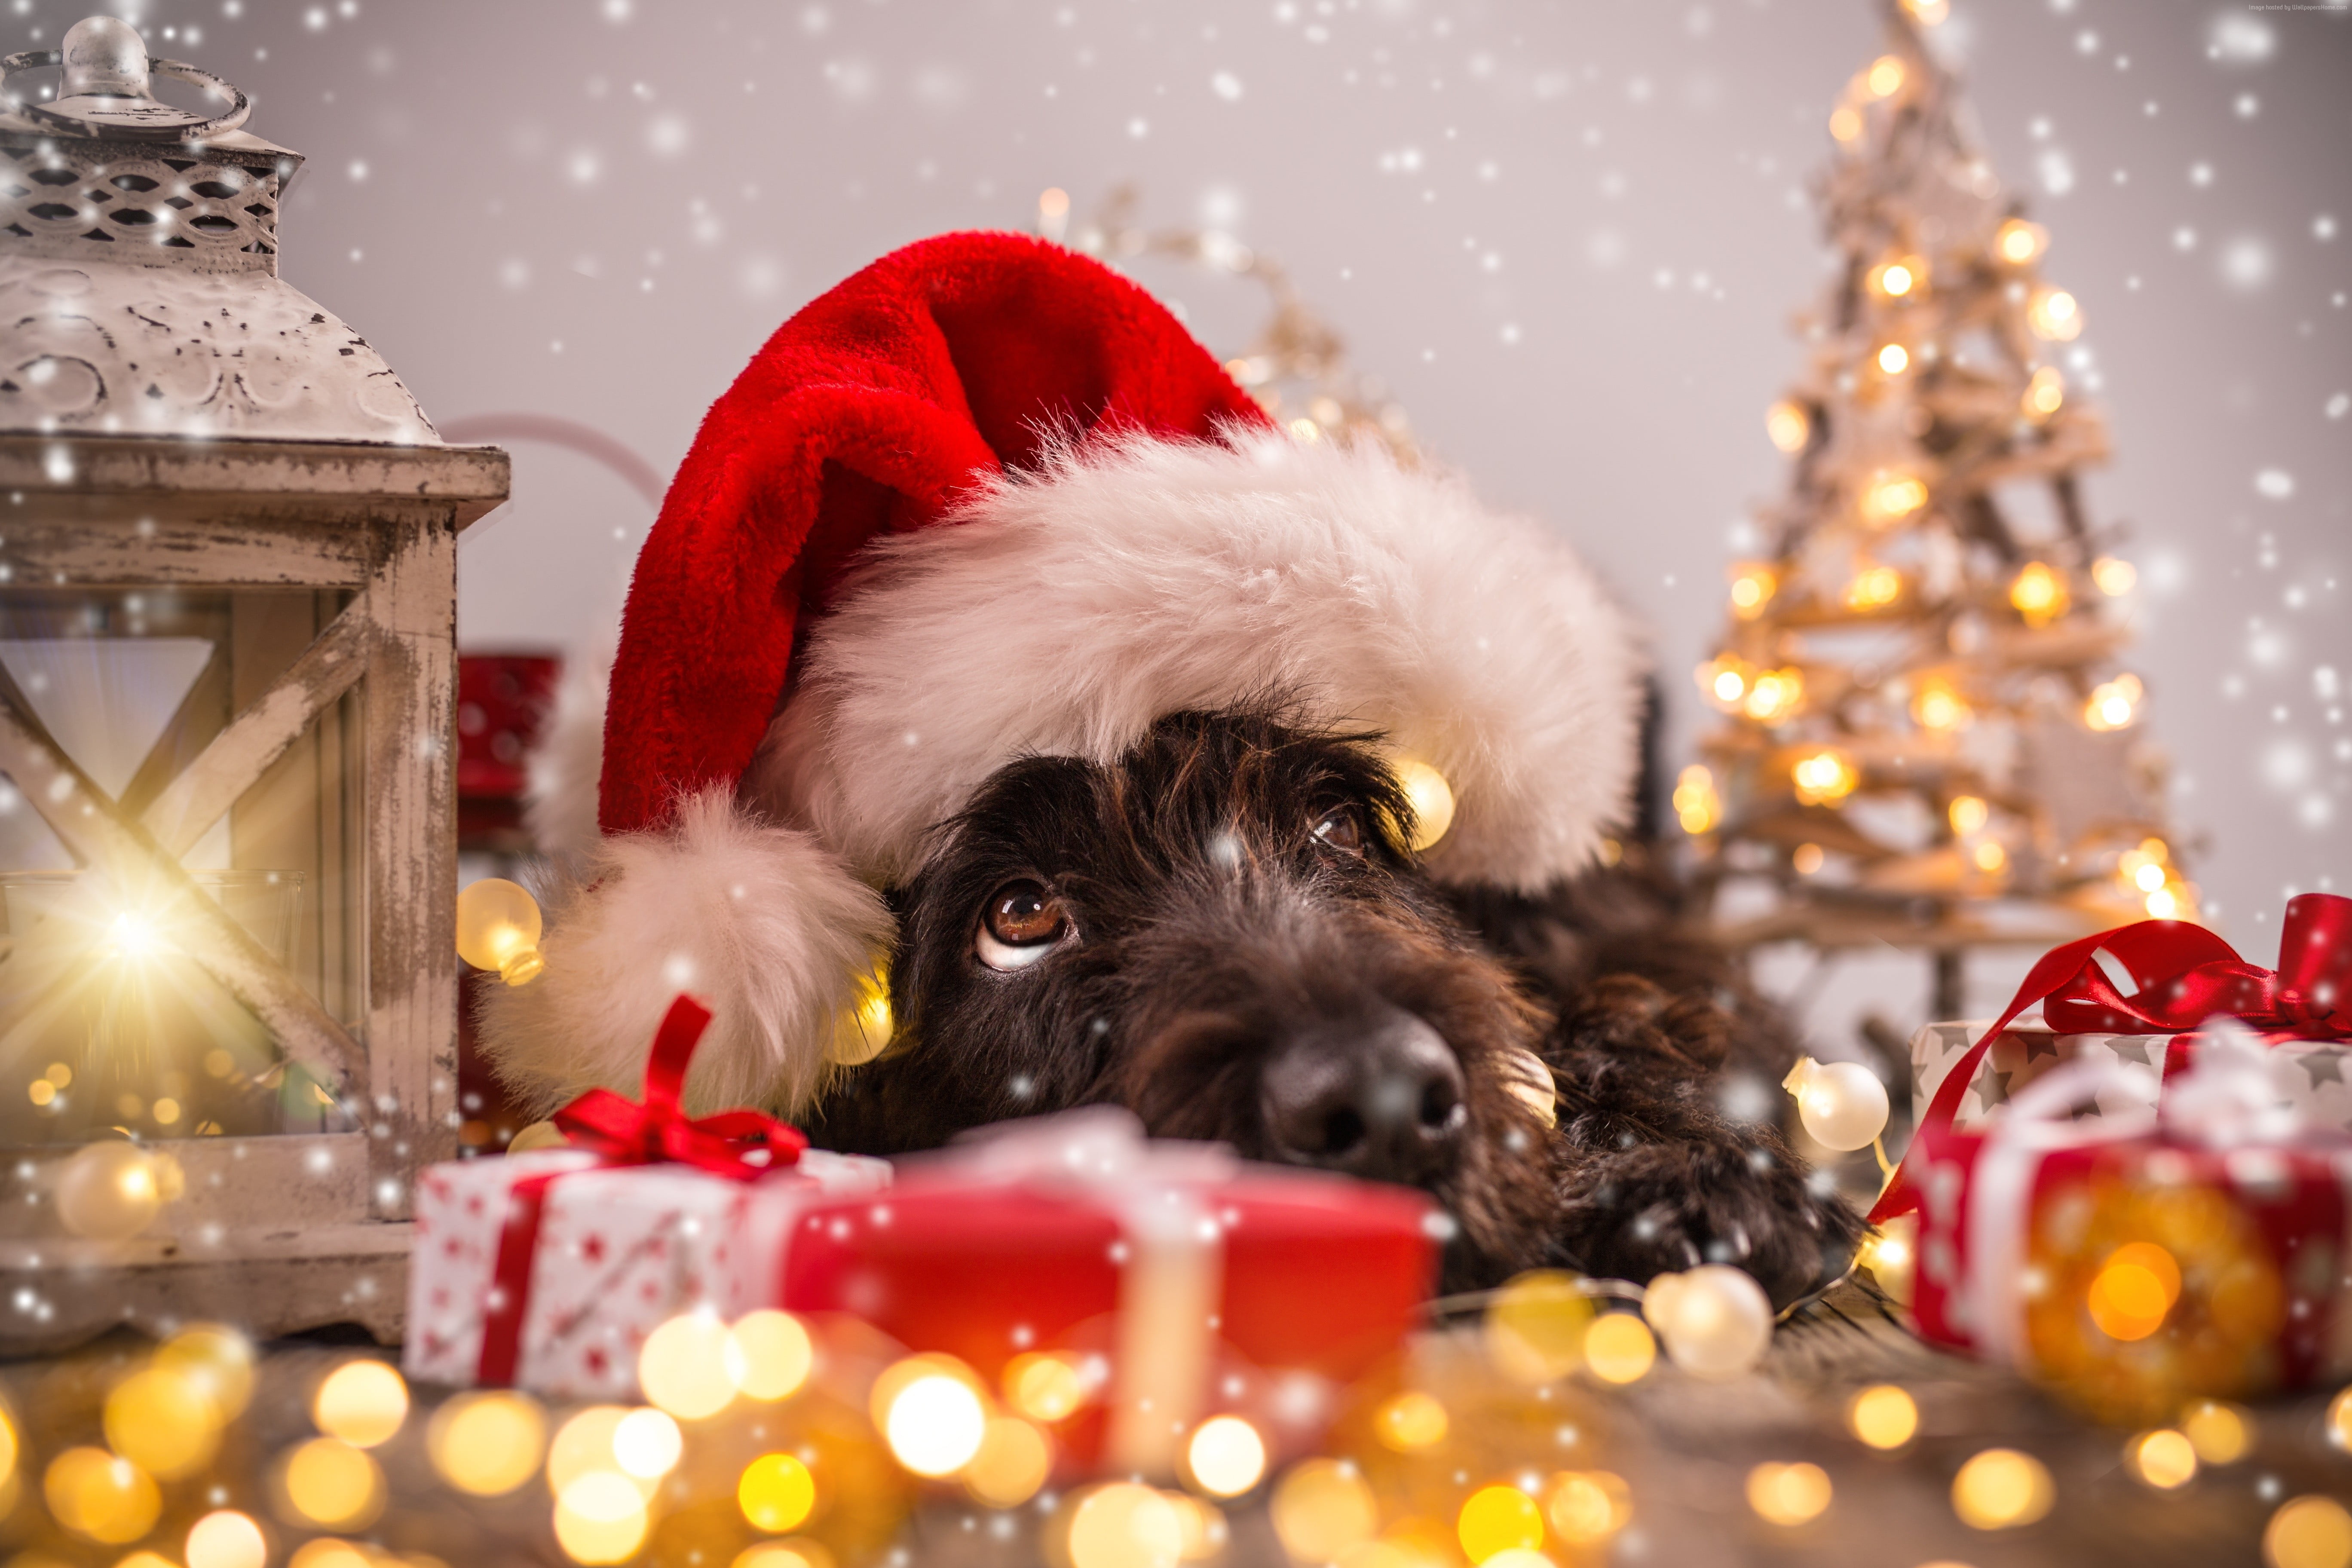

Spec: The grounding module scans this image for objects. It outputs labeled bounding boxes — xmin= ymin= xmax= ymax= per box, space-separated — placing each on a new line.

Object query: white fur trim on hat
xmin=745 ymin=432 xmax=1647 ymax=894
xmin=476 ymin=787 xmax=894 ymax=1118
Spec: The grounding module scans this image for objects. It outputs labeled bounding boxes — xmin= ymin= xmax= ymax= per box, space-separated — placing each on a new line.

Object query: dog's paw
xmin=1552 ymin=1138 xmax=1864 ymax=1309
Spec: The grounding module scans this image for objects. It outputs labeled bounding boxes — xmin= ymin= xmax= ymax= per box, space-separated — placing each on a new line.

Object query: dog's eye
xmin=1311 ymin=806 xmax=1364 ymax=854
xmin=977 ymin=880 xmax=1071 ymax=971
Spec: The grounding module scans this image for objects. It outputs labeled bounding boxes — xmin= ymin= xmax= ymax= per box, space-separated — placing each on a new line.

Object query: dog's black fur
xmin=808 ymin=708 xmax=1864 ymax=1305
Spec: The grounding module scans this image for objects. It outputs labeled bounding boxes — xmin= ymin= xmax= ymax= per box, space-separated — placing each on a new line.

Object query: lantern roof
xmin=0 ymin=16 xmax=442 ymax=445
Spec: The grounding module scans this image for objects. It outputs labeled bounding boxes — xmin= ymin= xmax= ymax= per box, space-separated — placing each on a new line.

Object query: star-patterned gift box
xmin=1912 ymin=1020 xmax=2352 ymax=1135
xmin=404 ymin=1145 xmax=890 ymax=1399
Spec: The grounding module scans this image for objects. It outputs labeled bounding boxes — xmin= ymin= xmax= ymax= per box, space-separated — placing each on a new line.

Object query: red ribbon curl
xmin=1871 ymin=893 xmax=2352 ymax=1225
xmin=475 ymin=993 xmax=803 ymax=1385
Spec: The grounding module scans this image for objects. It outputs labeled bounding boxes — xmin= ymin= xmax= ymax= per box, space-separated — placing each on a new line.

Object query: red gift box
xmin=775 ymin=1110 xmax=1440 ymax=1476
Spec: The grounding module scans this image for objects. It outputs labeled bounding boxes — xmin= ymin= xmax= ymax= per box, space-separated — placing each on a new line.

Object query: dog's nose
xmin=1259 ymin=1008 xmax=1467 ymax=1185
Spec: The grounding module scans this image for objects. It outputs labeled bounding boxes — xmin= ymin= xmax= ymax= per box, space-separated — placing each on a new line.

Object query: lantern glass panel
xmin=0 ymin=583 xmax=364 ymax=1146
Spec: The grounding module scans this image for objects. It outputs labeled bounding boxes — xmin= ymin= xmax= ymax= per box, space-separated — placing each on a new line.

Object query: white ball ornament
xmin=1643 ymin=1265 xmax=1775 ymax=1380
xmin=55 ymin=1140 xmax=163 ymax=1240
xmin=1784 ymin=1056 xmax=1890 ymax=1153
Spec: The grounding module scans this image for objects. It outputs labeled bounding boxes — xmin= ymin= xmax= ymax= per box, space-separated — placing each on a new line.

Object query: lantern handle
xmin=2 ymin=49 xmax=252 ymax=142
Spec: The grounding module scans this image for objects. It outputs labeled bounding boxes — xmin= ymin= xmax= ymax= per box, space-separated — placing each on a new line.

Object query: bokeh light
xmin=185 ymin=1508 xmax=269 ymax=1568
xmin=1848 ymin=1385 xmax=1919 ymax=1450
xmin=1483 ymin=1271 xmax=1592 ymax=1384
xmin=613 ymin=1408 xmax=684 ymax=1480
xmin=2086 ymin=1242 xmax=2181 ymax=1342
xmin=554 ymin=1471 xmax=651 ymax=1565
xmin=1270 ymin=1459 xmax=1378 ymax=1564
xmin=44 ymin=1447 xmax=161 ymax=1544
xmin=963 ymin=1416 xmax=1052 ymax=1509
xmin=279 ymin=1437 xmax=386 ymax=1530
xmin=104 ymin=1365 xmax=222 ymax=1478
xmin=1458 ymin=1484 xmax=1545 ymax=1562
xmin=312 ymin=1360 xmax=410 ymax=1448
xmin=730 ymin=1310 xmax=815 ymax=1401
xmin=875 ymin=1357 xmax=988 ymax=1477
xmin=1581 ymin=1314 xmax=1656 ymax=1384
xmin=287 ymin=1540 xmax=376 ymax=1568
xmin=1004 ymin=1350 xmax=1090 ymax=1423
xmin=157 ymin=1324 xmax=256 ymax=1418
xmin=428 ymin=1390 xmax=547 ymax=1496
xmin=1392 ymin=757 xmax=1457 ymax=852
xmin=2126 ymin=1429 xmax=2197 ymax=1490
xmin=549 ymin=1407 xmax=633 ymax=1498
xmin=1184 ymin=1416 xmax=1267 ymax=1498
xmin=1951 ymin=1448 xmax=2054 ymax=1530
xmin=1645 ymin=1267 xmax=1775 ymax=1380
xmin=2268 ymin=1497 xmax=2352 ymax=1568
xmin=738 ymin=1453 xmax=818 ymax=1533
xmin=1746 ymin=1462 xmax=1831 ymax=1526
xmin=640 ymin=1311 xmax=747 ymax=1421
xmin=1544 ymin=1470 xmax=1632 ymax=1545
xmin=732 ymin=1544 xmax=837 ymax=1568
xmin=2182 ymin=1400 xmax=2253 ymax=1465
xmin=1067 ymin=1482 xmax=1186 ymax=1568
xmin=1373 ymin=1391 xmax=1449 ymax=1452
xmin=54 ymin=1141 xmax=164 ymax=1239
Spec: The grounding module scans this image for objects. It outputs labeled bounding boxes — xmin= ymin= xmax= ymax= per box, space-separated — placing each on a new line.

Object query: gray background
xmin=14 ymin=0 xmax=2346 ymax=1047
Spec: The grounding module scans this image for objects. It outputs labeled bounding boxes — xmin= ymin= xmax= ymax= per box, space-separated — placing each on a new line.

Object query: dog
xmin=805 ymin=707 xmax=1865 ymax=1305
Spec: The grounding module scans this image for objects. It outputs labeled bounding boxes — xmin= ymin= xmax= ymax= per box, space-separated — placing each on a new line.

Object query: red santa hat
xmin=481 ymin=230 xmax=1645 ymax=1118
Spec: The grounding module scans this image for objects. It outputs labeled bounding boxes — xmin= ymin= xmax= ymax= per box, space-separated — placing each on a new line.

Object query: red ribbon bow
xmin=553 ymin=995 xmax=809 ymax=1178
xmin=1871 ymin=893 xmax=2352 ymax=1225
xmin=475 ymin=994 xmax=803 ymax=1384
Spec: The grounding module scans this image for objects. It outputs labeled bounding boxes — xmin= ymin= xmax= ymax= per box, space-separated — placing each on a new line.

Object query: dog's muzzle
xmin=1257 ymin=1002 xmax=1469 ymax=1187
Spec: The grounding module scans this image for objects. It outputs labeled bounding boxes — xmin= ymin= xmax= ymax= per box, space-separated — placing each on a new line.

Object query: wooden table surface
xmin=2 ymin=1283 xmax=2340 ymax=1568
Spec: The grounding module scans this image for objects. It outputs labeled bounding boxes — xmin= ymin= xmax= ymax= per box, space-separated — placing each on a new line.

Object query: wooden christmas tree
xmin=1680 ymin=0 xmax=2197 ymax=1017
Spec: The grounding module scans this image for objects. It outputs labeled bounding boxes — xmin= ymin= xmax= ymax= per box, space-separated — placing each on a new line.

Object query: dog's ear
xmin=475 ymin=788 xmax=894 ymax=1119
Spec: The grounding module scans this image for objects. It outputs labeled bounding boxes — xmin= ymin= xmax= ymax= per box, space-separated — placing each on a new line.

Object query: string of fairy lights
xmin=1677 ymin=0 xmax=2199 ymax=956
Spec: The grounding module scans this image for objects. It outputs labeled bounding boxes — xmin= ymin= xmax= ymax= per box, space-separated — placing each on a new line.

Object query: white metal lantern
xmin=0 ymin=18 xmax=507 ymax=1346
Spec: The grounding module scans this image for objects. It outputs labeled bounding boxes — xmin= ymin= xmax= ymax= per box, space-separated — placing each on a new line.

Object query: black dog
xmin=808 ymin=707 xmax=1864 ymax=1305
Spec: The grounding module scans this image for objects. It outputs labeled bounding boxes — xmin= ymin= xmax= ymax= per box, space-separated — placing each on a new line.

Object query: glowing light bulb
xmin=2008 ymin=561 xmax=2070 ymax=627
xmin=1673 ymin=765 xmax=1720 ymax=836
xmin=1972 ymin=840 xmax=2008 ymax=873
xmin=1860 ymin=469 xmax=1929 ymax=524
xmin=1865 ymin=54 xmax=1907 ymax=98
xmin=1393 ymin=756 xmax=1457 ymax=853
xmin=1185 ymin=1416 xmax=1267 ymax=1498
xmin=1790 ymin=750 xmax=1858 ymax=806
xmin=2027 ymin=285 xmax=2083 ymax=341
xmin=1995 ymin=217 xmax=2048 ymax=266
xmin=2023 ymin=366 xmax=2065 ymax=419
xmin=1859 ymin=1216 xmax=1917 ymax=1305
xmin=1948 ymin=795 xmax=1989 ymax=836
xmin=1744 ymin=668 xmax=1805 ymax=724
xmin=1765 ymin=400 xmax=1811 ymax=453
xmin=1951 ymin=1448 xmax=2055 ymax=1530
xmin=107 ymin=909 xmax=168 ymax=962
xmin=1829 ymin=104 xmax=1863 ymax=143
xmin=830 ymin=959 xmax=896 ymax=1066
xmin=1849 ymin=1385 xmax=1919 ymax=1449
xmin=1877 ymin=343 xmax=1910 ymax=374
xmin=1902 ymin=0 xmax=1950 ymax=23
xmin=55 ymin=1140 xmax=162 ymax=1239
xmin=1700 ymin=656 xmax=1750 ymax=708
xmin=1913 ymin=683 xmax=1970 ymax=732
xmin=1643 ymin=1266 xmax=1774 ymax=1379
xmin=2092 ymin=556 xmax=2138 ymax=595
xmin=1845 ymin=565 xmax=1903 ymax=609
xmin=455 ymin=877 xmax=545 ymax=986
xmin=1870 ymin=254 xmax=1926 ymax=299
xmin=2146 ymin=885 xmax=2183 ymax=920
xmin=1747 ymin=1461 xmax=1832 ymax=1525
xmin=612 ymin=1409 xmax=683 ymax=1480
xmin=1729 ymin=562 xmax=1778 ymax=617
xmin=2085 ymin=673 xmax=2143 ymax=732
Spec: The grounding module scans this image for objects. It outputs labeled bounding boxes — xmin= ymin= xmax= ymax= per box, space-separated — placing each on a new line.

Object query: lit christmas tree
xmin=1679 ymin=0 xmax=2197 ymax=1018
